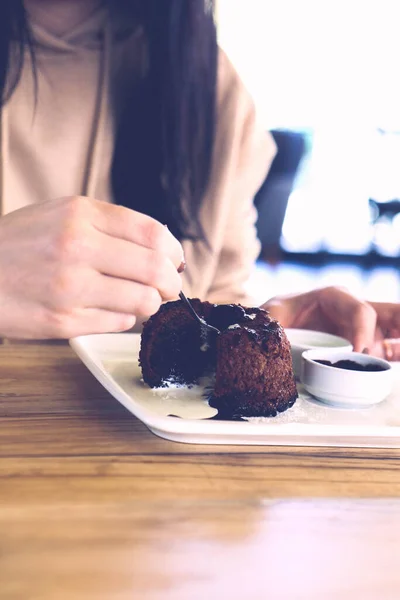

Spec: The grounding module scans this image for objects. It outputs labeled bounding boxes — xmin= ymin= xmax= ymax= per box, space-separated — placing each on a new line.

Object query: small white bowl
xmin=285 ymin=328 xmax=353 ymax=378
xmin=301 ymin=349 xmax=393 ymax=408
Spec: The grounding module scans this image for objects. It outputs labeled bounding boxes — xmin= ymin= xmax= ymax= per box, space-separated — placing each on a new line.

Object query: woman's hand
xmin=262 ymin=286 xmax=400 ymax=361
xmin=0 ymin=196 xmax=183 ymax=339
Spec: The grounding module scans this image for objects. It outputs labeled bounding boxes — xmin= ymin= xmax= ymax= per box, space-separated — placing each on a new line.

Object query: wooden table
xmin=1 ymin=343 xmax=400 ymax=600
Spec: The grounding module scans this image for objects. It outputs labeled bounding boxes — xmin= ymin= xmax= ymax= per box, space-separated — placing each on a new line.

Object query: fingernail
xmin=178 ymin=259 xmax=186 ymax=274
xmin=362 ymin=347 xmax=369 ymax=355
xmin=119 ymin=316 xmax=136 ymax=331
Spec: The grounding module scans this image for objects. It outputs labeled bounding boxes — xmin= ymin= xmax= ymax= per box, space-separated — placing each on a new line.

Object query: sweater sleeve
xmin=204 ymin=51 xmax=277 ymax=306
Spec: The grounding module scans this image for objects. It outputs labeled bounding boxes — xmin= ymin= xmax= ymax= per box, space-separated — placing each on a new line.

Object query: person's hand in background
xmin=0 ymin=196 xmax=183 ymax=339
xmin=263 ymin=286 xmax=400 ymax=361
xmin=368 ymin=301 xmax=400 ymax=360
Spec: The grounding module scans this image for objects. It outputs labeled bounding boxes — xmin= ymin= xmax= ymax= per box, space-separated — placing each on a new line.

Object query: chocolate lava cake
xmin=139 ymin=299 xmax=298 ymax=418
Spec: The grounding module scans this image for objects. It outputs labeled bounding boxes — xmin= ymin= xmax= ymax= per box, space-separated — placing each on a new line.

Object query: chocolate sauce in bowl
xmin=314 ymin=359 xmax=388 ymax=372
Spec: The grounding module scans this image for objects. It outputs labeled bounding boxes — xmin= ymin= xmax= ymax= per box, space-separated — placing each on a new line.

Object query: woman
xmin=0 ymin=0 xmax=399 ymax=359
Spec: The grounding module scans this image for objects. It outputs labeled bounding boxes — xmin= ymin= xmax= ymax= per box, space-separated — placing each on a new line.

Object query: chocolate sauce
xmin=208 ymin=303 xmax=247 ymax=331
xmin=315 ymin=359 xmax=388 ymax=372
xmin=209 ymin=412 xmax=246 ymax=421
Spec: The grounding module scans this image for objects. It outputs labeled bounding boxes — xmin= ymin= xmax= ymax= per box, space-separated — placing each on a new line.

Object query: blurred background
xmin=216 ymin=0 xmax=400 ymax=304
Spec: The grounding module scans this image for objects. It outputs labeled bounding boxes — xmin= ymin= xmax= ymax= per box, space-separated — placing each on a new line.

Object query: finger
xmin=93 ymin=201 xmax=184 ymax=269
xmin=383 ymin=338 xmax=400 ymax=361
xmin=91 ymin=233 xmax=182 ymax=301
xmin=75 ymin=310 xmax=137 ymax=335
xmin=86 ymin=274 xmax=164 ymax=317
xmin=370 ymin=301 xmax=400 ymax=337
xmin=351 ymin=305 xmax=377 ymax=353
xmin=44 ymin=309 xmax=137 ymax=339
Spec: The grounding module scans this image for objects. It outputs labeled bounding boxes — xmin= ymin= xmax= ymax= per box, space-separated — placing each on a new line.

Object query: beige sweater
xmin=0 ymin=8 xmax=276 ymax=306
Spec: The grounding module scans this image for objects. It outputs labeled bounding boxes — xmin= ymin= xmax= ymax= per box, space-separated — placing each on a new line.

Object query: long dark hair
xmin=0 ymin=0 xmax=218 ymax=241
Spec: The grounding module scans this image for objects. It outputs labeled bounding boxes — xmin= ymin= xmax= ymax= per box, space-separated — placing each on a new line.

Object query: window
xmin=217 ymin=0 xmax=400 ymax=258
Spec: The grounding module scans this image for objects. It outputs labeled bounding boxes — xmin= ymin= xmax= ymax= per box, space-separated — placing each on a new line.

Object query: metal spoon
xmin=179 ymin=291 xmax=220 ymax=351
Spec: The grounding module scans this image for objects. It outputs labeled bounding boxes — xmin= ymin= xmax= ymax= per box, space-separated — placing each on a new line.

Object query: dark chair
xmin=254 ymin=129 xmax=306 ymax=261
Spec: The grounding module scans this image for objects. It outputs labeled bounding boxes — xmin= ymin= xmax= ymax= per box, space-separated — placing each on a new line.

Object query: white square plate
xmin=70 ymin=333 xmax=400 ymax=448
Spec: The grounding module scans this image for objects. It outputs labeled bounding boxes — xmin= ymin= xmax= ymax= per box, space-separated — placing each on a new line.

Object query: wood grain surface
xmin=1 ymin=343 xmax=400 ymax=600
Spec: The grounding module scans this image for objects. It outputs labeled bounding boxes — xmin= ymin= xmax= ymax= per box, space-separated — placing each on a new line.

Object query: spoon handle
xmin=179 ymin=291 xmax=203 ymax=325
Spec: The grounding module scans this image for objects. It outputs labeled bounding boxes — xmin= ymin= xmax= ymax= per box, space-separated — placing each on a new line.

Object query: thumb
xmin=318 ymin=287 xmax=377 ymax=353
